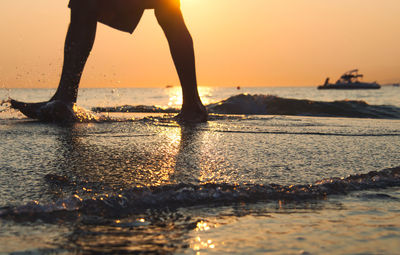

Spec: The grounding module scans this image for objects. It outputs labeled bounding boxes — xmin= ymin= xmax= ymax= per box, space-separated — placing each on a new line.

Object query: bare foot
xmin=175 ymin=101 xmax=208 ymax=123
xmin=10 ymin=99 xmax=76 ymax=122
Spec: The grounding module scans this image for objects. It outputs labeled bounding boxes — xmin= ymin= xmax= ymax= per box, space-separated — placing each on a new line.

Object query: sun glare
xmin=167 ymin=86 xmax=212 ymax=107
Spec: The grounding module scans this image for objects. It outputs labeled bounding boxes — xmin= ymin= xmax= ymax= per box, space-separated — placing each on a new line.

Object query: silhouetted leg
xmin=10 ymin=4 xmax=98 ymax=120
xmin=11 ymin=2 xmax=101 ymax=121
xmin=155 ymin=3 xmax=208 ymax=123
xmin=51 ymin=6 xmax=98 ymax=103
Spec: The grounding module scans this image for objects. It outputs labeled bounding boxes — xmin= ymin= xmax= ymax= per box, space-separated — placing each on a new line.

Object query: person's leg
xmin=10 ymin=2 xmax=98 ymax=120
xmin=11 ymin=0 xmax=146 ymax=121
xmin=50 ymin=4 xmax=98 ymax=103
xmin=154 ymin=0 xmax=207 ymax=122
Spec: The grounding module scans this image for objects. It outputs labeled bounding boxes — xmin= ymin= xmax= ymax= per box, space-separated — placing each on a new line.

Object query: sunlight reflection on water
xmin=1 ymin=87 xmax=400 ymax=254
xmin=166 ymin=86 xmax=214 ymax=107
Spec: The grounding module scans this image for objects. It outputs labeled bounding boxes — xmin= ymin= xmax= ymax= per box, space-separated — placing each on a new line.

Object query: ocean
xmin=0 ymin=86 xmax=399 ymax=254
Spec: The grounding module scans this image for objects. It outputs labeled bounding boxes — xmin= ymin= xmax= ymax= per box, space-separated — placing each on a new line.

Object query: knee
xmin=155 ymin=8 xmax=192 ymax=43
xmin=155 ymin=1 xmax=185 ymax=30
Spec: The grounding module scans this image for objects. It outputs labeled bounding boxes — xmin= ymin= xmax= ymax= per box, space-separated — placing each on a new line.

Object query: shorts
xmin=68 ymin=0 xmax=180 ymax=33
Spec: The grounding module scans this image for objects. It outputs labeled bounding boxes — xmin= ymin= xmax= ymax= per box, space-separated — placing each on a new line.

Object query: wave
xmin=3 ymin=94 xmax=400 ymax=122
xmin=1 ymin=166 xmax=399 ymax=219
xmin=93 ymin=94 xmax=400 ymax=119
xmin=207 ymin=94 xmax=400 ymax=118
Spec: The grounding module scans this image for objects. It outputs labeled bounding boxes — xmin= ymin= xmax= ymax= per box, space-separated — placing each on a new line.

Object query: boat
xmin=318 ymin=69 xmax=381 ymax=89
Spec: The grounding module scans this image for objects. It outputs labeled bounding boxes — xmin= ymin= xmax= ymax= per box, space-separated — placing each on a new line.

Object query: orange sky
xmin=1 ymin=0 xmax=399 ymax=88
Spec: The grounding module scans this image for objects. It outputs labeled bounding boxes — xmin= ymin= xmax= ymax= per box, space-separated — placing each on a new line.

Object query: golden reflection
xmin=198 ymin=86 xmax=213 ymax=105
xmin=167 ymin=86 xmax=182 ymax=107
xmin=190 ymin=219 xmax=222 ymax=253
xmin=197 ymin=130 xmax=220 ymax=183
xmin=191 ymin=221 xmax=218 ymax=251
xmin=49 ymin=115 xmax=221 ymax=189
xmin=191 ymin=236 xmax=216 ymax=252
xmin=72 ymin=104 xmax=99 ymax=122
xmin=167 ymin=86 xmax=213 ymax=107
xmin=195 ymin=221 xmax=210 ymax=231
xmin=153 ymin=126 xmax=181 ymax=184
xmin=39 ymin=123 xmax=218 ymax=253
xmin=162 ymin=125 xmax=181 ymax=147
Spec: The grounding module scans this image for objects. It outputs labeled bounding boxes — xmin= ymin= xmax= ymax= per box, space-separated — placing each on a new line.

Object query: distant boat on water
xmin=318 ymin=69 xmax=381 ymax=90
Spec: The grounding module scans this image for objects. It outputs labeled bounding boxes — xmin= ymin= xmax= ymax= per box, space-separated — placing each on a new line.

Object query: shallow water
xmin=2 ymin=85 xmax=400 ymax=110
xmin=0 ymin=87 xmax=399 ymax=254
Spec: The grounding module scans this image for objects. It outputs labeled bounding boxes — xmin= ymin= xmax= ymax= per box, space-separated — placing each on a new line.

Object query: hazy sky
xmin=1 ymin=0 xmax=399 ymax=88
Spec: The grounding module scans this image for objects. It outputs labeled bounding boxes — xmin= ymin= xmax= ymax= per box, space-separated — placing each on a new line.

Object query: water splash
xmin=0 ymin=98 xmax=11 ymax=113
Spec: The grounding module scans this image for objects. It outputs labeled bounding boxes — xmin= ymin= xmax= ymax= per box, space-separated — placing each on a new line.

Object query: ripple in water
xmin=1 ymin=166 xmax=399 ymax=220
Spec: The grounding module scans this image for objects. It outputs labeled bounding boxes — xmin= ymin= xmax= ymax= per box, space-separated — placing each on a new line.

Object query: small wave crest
xmin=206 ymin=94 xmax=400 ymax=118
xmin=94 ymin=94 xmax=400 ymax=119
xmin=1 ymin=167 xmax=399 ymax=219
